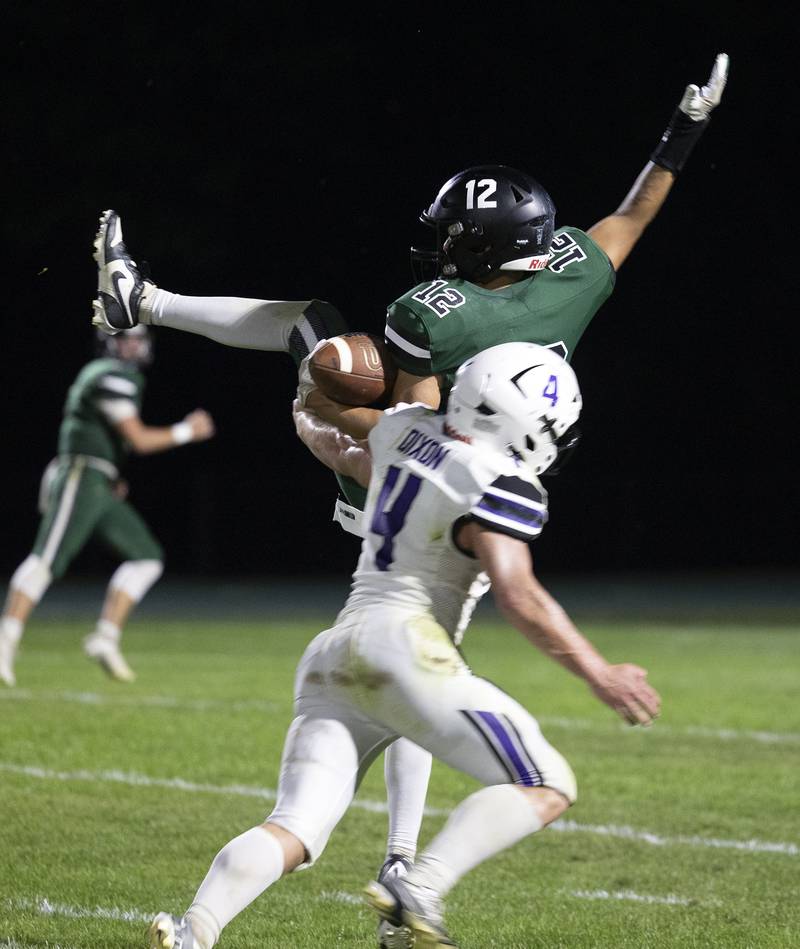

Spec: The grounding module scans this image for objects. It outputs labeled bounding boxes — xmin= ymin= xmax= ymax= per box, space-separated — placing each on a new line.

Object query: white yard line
xmin=2 ymin=887 xmax=712 ymax=940
xmin=2 ymin=942 xmax=75 ymax=949
xmin=537 ymin=714 xmax=800 ymax=746
xmin=2 ymin=761 xmax=797 ymax=857
xmin=552 ymin=819 xmax=798 ymax=855
xmin=319 ymin=890 xmax=365 ymax=906
xmin=570 ymin=889 xmax=699 ymax=907
xmin=2 ymin=688 xmax=797 ymax=745
xmin=7 ymin=895 xmax=151 ymax=923
xmin=0 ymin=688 xmax=279 ymax=713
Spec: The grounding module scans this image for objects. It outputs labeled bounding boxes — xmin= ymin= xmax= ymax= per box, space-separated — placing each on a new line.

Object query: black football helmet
xmin=95 ymin=324 xmax=153 ymax=367
xmin=411 ymin=165 xmax=556 ymax=283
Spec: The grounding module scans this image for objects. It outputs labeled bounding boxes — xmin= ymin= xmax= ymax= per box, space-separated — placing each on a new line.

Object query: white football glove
xmin=678 ymin=52 xmax=729 ymax=121
xmin=651 ymin=52 xmax=729 ymax=173
xmin=296 ymin=338 xmax=328 ymax=408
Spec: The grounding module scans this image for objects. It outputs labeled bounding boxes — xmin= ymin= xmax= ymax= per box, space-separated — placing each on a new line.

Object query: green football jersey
xmin=385 ymin=226 xmax=614 ymax=395
xmin=57 ymin=358 xmax=145 ymax=468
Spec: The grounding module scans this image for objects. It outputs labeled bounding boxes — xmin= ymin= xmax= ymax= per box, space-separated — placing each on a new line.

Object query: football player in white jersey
xmin=149 ymin=343 xmax=660 ymax=949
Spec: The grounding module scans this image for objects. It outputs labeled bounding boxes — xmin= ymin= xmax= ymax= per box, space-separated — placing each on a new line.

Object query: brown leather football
xmin=309 ymin=333 xmax=398 ymax=406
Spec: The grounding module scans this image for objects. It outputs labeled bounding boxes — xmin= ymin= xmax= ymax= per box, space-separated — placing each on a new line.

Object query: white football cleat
xmin=376 ymin=855 xmax=414 ymax=949
xmin=92 ymin=209 xmax=148 ymax=334
xmin=0 ymin=631 xmax=17 ymax=687
xmin=148 ymin=912 xmax=196 ymax=949
xmin=83 ymin=632 xmax=136 ymax=682
xmin=365 ymin=874 xmax=457 ymax=948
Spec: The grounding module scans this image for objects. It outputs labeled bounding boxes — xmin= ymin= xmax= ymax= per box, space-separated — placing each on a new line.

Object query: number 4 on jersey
xmin=370 ymin=466 xmax=423 ymax=570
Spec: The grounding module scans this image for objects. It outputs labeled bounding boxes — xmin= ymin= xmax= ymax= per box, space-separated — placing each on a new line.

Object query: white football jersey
xmin=342 ymin=405 xmax=549 ymax=642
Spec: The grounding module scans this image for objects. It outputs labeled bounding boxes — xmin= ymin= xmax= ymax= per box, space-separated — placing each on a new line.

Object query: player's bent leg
xmin=366 ymin=784 xmax=568 ymax=949
xmin=357 ymin=617 xmax=575 ymax=946
xmin=87 ymin=501 xmax=164 ymax=681
xmin=83 ymin=559 xmax=163 ymax=682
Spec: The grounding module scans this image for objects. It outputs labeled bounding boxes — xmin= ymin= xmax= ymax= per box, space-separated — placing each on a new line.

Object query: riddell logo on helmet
xmin=528 ymin=259 xmax=549 ymax=270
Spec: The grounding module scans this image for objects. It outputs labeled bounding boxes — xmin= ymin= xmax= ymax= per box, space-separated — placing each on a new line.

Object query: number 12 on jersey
xmin=370 ymin=466 xmax=423 ymax=570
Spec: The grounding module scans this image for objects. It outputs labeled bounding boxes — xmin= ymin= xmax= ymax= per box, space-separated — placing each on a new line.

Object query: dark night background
xmin=3 ymin=6 xmax=796 ymax=590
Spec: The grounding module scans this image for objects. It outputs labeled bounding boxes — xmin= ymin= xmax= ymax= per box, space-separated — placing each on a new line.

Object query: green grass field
xmin=1 ymin=614 xmax=798 ymax=948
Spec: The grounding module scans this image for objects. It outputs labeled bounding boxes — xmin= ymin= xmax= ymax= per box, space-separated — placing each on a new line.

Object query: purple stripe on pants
xmin=476 ymin=710 xmax=536 ymax=787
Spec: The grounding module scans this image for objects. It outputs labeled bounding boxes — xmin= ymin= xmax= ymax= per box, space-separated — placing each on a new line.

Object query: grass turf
xmin=0 ymin=615 xmax=798 ymax=947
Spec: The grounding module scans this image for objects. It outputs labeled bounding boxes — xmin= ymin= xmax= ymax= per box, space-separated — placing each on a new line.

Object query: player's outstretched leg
xmin=92 ymin=210 xmax=149 ymax=333
xmin=143 ymin=290 xmax=349 ymax=366
xmin=148 ymin=912 xmax=197 ymax=948
xmin=91 ymin=210 xmax=349 ymax=358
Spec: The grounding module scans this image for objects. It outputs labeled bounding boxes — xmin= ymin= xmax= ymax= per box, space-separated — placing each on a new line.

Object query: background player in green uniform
xmin=0 ymin=327 xmax=215 ymax=687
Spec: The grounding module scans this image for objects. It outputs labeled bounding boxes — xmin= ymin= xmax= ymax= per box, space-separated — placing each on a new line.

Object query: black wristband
xmin=650 ymin=106 xmax=710 ymax=174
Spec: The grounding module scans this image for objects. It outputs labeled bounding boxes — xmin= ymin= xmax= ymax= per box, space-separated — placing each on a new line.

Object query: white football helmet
xmin=446 ymin=342 xmax=582 ymax=475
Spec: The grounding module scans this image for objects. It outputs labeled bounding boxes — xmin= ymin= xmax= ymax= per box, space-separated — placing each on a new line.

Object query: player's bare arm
xmin=117 ymin=408 xmax=215 ymax=455
xmin=462 ymin=522 xmax=661 ymax=726
xmin=587 ymin=163 xmax=674 ymax=270
xmin=292 ymin=399 xmax=372 ymax=487
xmin=303 ymin=388 xmax=381 ymax=441
xmin=588 ymin=53 xmax=729 ymax=270
xmin=391 ymin=369 xmax=441 ymax=410
xmin=305 ymin=367 xmax=441 ymax=439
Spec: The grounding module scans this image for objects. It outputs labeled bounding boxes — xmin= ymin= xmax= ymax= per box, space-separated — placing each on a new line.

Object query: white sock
xmin=1 ymin=616 xmax=24 ymax=646
xmin=408 ymin=785 xmax=543 ymax=896
xmin=142 ymin=288 xmax=311 ymax=352
xmin=94 ymin=619 xmax=121 ymax=643
xmin=186 ymin=826 xmax=284 ymax=948
xmin=384 ymin=739 xmax=433 ymax=860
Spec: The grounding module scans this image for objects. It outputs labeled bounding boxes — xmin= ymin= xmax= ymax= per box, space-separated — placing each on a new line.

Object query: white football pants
xmin=267 ymin=606 xmax=576 ymax=863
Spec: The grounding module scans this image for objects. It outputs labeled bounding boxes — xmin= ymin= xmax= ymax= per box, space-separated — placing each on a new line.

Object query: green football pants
xmin=32 ymin=459 xmax=163 ymax=580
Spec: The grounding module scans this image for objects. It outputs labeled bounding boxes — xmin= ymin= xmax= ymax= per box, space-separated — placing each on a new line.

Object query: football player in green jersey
xmin=0 ymin=327 xmax=215 ymax=688
xmin=90 ymin=53 xmax=727 ymax=529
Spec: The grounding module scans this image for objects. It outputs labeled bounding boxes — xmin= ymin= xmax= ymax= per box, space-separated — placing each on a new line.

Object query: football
xmin=309 ymin=332 xmax=397 ymax=407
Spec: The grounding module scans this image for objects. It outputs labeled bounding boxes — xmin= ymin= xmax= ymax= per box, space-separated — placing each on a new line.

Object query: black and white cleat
xmin=92 ymin=209 xmax=147 ymax=333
